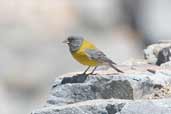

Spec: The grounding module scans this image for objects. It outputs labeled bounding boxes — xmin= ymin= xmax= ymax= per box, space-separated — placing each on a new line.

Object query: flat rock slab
xmin=47 ymin=69 xmax=171 ymax=106
xmin=32 ymin=99 xmax=171 ymax=114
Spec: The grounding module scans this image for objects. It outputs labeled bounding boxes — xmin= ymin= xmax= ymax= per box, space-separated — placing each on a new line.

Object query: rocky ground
xmin=32 ymin=42 xmax=171 ymax=114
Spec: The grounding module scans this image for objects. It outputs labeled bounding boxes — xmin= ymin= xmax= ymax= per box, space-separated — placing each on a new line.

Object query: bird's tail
xmin=109 ymin=64 xmax=124 ymax=73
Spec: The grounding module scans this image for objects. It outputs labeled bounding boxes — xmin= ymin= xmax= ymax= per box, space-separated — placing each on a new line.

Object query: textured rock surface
xmin=144 ymin=42 xmax=171 ymax=64
xmin=31 ymin=65 xmax=171 ymax=114
xmin=47 ymin=71 xmax=171 ymax=106
xmin=32 ymin=99 xmax=171 ymax=114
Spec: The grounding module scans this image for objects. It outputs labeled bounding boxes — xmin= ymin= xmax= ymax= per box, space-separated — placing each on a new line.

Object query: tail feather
xmin=111 ymin=61 xmax=117 ymax=65
xmin=109 ymin=64 xmax=124 ymax=73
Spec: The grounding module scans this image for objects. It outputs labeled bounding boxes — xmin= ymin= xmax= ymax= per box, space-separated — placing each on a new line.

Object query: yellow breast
xmin=72 ymin=40 xmax=99 ymax=66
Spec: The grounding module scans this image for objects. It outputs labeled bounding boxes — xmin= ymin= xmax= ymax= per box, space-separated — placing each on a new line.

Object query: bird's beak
xmin=62 ymin=39 xmax=69 ymax=44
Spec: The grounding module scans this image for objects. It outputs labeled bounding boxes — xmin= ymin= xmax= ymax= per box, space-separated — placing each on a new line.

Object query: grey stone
xmin=144 ymin=42 xmax=171 ymax=64
xmin=47 ymin=71 xmax=171 ymax=106
xmin=156 ymin=47 xmax=171 ymax=65
xmin=119 ymin=99 xmax=171 ymax=114
xmin=32 ymin=99 xmax=171 ymax=114
xmin=106 ymin=103 xmax=125 ymax=114
xmin=31 ymin=63 xmax=171 ymax=114
xmin=161 ymin=61 xmax=171 ymax=68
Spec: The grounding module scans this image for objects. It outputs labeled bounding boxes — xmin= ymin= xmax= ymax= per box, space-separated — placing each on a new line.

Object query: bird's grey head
xmin=63 ymin=36 xmax=84 ymax=52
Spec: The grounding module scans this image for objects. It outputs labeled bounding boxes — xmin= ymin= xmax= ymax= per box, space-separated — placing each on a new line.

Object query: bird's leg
xmin=89 ymin=66 xmax=98 ymax=75
xmin=82 ymin=66 xmax=91 ymax=75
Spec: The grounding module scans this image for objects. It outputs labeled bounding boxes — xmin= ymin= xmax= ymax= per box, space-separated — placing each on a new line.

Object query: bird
xmin=63 ymin=36 xmax=124 ymax=75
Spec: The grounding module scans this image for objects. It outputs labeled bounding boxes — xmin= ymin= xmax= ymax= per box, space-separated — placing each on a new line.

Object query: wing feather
xmin=84 ymin=49 xmax=116 ymax=64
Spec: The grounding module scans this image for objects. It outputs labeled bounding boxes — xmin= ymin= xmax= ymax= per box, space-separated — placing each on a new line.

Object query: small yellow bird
xmin=63 ymin=36 xmax=124 ymax=75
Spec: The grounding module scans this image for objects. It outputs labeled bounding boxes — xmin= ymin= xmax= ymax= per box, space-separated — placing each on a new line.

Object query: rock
xmin=106 ymin=103 xmax=125 ymax=114
xmin=32 ymin=99 xmax=171 ymax=114
xmin=144 ymin=42 xmax=171 ymax=64
xmin=156 ymin=47 xmax=171 ymax=65
xmin=161 ymin=61 xmax=171 ymax=68
xmin=45 ymin=69 xmax=171 ymax=106
xmin=31 ymin=62 xmax=171 ymax=114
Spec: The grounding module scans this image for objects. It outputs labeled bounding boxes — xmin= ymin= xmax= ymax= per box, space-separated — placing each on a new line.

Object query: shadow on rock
xmin=61 ymin=74 xmax=88 ymax=84
xmin=106 ymin=103 xmax=125 ymax=114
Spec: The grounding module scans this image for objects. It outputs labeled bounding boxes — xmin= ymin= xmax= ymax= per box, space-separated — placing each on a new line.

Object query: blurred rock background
xmin=0 ymin=0 xmax=171 ymax=114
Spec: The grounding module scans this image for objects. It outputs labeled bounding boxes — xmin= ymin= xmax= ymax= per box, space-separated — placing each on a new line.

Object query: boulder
xmin=47 ymin=70 xmax=171 ymax=106
xmin=144 ymin=42 xmax=171 ymax=64
xmin=32 ymin=99 xmax=171 ymax=114
xmin=31 ymin=61 xmax=171 ymax=114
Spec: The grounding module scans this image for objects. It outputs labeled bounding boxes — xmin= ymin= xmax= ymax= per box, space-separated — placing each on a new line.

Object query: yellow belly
xmin=72 ymin=50 xmax=98 ymax=66
xmin=71 ymin=39 xmax=99 ymax=66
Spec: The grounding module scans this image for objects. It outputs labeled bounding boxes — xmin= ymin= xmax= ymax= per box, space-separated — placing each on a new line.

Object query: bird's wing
xmin=84 ymin=48 xmax=116 ymax=65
